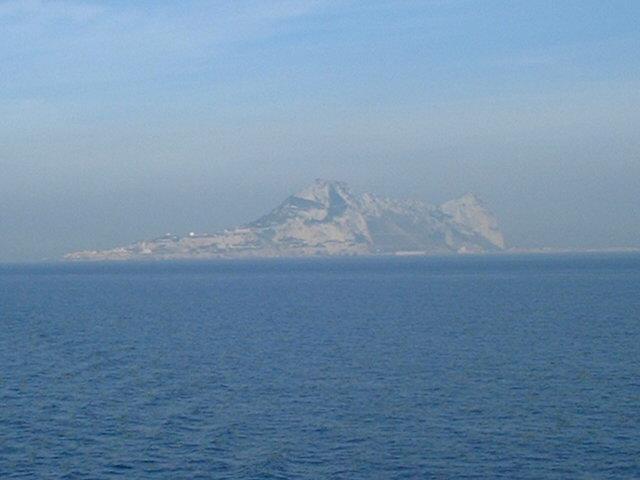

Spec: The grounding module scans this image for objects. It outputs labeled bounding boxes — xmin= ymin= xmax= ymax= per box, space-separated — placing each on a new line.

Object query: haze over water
xmin=2 ymin=254 xmax=639 ymax=478
xmin=2 ymin=1 xmax=639 ymax=260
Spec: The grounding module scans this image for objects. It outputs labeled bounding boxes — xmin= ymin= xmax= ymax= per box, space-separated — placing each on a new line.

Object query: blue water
xmin=1 ymin=254 xmax=639 ymax=479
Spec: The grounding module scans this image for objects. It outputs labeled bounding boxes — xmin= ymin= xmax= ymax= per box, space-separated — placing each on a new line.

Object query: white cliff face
xmin=65 ymin=180 xmax=506 ymax=260
xmin=440 ymin=193 xmax=505 ymax=249
xmin=249 ymin=180 xmax=372 ymax=253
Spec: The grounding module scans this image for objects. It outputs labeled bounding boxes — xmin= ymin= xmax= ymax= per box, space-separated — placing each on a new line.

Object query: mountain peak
xmin=452 ymin=192 xmax=484 ymax=205
xmin=293 ymin=179 xmax=354 ymax=206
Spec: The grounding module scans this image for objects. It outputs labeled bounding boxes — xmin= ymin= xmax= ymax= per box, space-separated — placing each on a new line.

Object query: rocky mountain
xmin=65 ymin=180 xmax=505 ymax=260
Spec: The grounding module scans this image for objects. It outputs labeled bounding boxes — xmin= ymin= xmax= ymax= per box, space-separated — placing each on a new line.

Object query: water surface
xmin=1 ymin=254 xmax=639 ymax=478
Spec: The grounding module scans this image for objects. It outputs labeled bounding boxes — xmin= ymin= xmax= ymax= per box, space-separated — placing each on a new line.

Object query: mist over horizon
xmin=1 ymin=0 xmax=639 ymax=261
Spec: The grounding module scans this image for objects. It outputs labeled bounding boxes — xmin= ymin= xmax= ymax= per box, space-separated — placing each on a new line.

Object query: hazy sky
xmin=1 ymin=0 xmax=639 ymax=260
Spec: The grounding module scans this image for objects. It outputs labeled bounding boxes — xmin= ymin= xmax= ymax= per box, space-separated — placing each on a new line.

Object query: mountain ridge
xmin=65 ymin=180 xmax=505 ymax=260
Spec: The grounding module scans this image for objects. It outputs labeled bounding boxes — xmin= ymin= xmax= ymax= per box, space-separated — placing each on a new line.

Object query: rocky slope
xmin=65 ymin=180 xmax=505 ymax=260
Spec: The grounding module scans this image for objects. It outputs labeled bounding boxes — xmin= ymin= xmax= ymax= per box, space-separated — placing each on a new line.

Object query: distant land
xmin=66 ymin=180 xmax=508 ymax=261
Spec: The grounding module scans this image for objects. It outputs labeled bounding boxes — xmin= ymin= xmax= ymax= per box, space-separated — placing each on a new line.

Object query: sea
xmin=1 ymin=254 xmax=639 ymax=479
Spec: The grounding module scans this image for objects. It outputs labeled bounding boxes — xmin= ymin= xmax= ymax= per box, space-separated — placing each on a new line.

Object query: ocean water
xmin=1 ymin=254 xmax=639 ymax=479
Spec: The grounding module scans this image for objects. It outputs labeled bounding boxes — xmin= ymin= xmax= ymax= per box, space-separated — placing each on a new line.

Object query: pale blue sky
xmin=1 ymin=0 xmax=639 ymax=260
